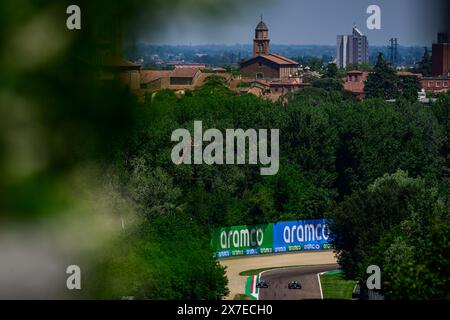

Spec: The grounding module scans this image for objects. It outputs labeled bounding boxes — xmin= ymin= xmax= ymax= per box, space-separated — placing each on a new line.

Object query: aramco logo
xmin=282 ymin=223 xmax=330 ymax=243
xmin=220 ymin=228 xmax=264 ymax=249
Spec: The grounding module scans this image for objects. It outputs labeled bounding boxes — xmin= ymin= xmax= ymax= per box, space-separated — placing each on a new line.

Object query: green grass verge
xmin=320 ymin=271 xmax=357 ymax=300
xmin=239 ymin=266 xmax=291 ymax=276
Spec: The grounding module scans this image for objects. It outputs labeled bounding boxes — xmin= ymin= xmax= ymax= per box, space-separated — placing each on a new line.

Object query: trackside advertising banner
xmin=272 ymin=219 xmax=333 ymax=253
xmin=211 ymin=224 xmax=274 ymax=258
xmin=211 ymin=219 xmax=332 ymax=258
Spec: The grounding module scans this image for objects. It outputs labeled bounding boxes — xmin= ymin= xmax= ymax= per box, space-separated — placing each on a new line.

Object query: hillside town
xmin=101 ymin=18 xmax=449 ymax=103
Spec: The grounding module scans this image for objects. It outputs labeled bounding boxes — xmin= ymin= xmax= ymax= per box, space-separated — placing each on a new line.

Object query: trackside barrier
xmin=211 ymin=219 xmax=333 ymax=258
xmin=244 ymin=275 xmax=259 ymax=300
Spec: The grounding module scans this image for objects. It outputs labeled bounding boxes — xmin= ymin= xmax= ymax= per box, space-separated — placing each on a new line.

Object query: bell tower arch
xmin=253 ymin=16 xmax=270 ymax=56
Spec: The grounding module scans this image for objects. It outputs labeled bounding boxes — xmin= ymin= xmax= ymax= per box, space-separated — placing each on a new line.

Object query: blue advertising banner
xmin=272 ymin=219 xmax=333 ymax=253
xmin=212 ymin=219 xmax=333 ymax=258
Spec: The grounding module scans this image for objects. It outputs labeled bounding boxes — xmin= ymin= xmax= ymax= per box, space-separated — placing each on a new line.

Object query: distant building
xmin=140 ymin=70 xmax=172 ymax=91
xmin=240 ymin=54 xmax=300 ymax=80
xmin=343 ymin=71 xmax=425 ymax=99
xmin=432 ymin=32 xmax=450 ymax=77
xmin=169 ymin=68 xmax=201 ymax=85
xmin=236 ymin=78 xmax=309 ymax=102
xmin=90 ymin=19 xmax=142 ymax=91
xmin=240 ymin=18 xmax=299 ymax=80
xmin=337 ymin=26 xmax=369 ymax=68
xmin=168 ymin=62 xmax=207 ymax=69
xmin=99 ymin=56 xmax=142 ymax=90
xmin=420 ymin=76 xmax=450 ymax=93
xmin=343 ymin=70 xmax=368 ymax=99
xmin=139 ymin=68 xmax=231 ymax=92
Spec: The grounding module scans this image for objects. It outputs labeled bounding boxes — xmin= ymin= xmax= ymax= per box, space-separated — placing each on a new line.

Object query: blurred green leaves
xmin=0 ymin=0 xmax=261 ymax=299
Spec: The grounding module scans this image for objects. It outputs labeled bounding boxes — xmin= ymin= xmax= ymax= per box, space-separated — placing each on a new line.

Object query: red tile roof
xmin=268 ymin=53 xmax=299 ymax=65
xmin=347 ymin=70 xmax=364 ymax=75
xmin=270 ymin=78 xmax=301 ymax=85
xmin=102 ymin=56 xmax=141 ymax=68
xmin=171 ymin=67 xmax=201 ymax=78
xmin=140 ymin=70 xmax=232 ymax=90
xmin=396 ymin=71 xmax=422 ymax=78
xmin=260 ymin=53 xmax=299 ymax=65
xmin=242 ymin=53 xmax=299 ymax=66
xmin=140 ymin=70 xmax=172 ymax=84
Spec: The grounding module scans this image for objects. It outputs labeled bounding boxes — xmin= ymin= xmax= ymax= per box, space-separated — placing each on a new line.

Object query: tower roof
xmin=352 ymin=25 xmax=364 ymax=36
xmin=256 ymin=17 xmax=268 ymax=31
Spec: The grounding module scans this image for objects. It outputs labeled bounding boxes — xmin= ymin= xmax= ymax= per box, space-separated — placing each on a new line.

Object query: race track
xmin=219 ymin=250 xmax=337 ymax=300
xmin=258 ymin=264 xmax=339 ymax=300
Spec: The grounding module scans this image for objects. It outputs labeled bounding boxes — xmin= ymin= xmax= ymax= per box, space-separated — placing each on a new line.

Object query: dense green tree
xmin=331 ymin=170 xmax=424 ymax=279
xmin=331 ymin=98 xmax=444 ymax=198
xmin=312 ymin=77 xmax=344 ymax=92
xmin=346 ymin=62 xmax=373 ymax=72
xmin=296 ymin=56 xmax=324 ymax=72
xmin=237 ymin=165 xmax=333 ymax=224
xmin=79 ymin=65 xmax=449 ymax=300
xmin=331 ymin=170 xmax=450 ymax=299
xmin=415 ymin=47 xmax=432 ymax=77
xmin=364 ymin=53 xmax=398 ymax=99
xmin=302 ymin=72 xmax=321 ymax=84
xmin=284 ymin=87 xmax=343 ymax=104
xmin=397 ymin=75 xmax=421 ymax=102
xmin=120 ymin=80 xmax=448 ymax=300
xmin=325 ymin=63 xmax=339 ymax=78
xmin=431 ymin=92 xmax=450 ymax=190
xmin=85 ymin=216 xmax=229 ymax=299
xmin=373 ymin=202 xmax=449 ymax=299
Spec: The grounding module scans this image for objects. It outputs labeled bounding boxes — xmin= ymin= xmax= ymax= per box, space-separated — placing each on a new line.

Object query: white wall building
xmin=337 ymin=26 xmax=369 ymax=68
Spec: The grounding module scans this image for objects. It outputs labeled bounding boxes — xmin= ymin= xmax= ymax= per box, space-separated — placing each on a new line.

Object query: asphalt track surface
xmin=219 ymin=251 xmax=337 ymax=299
xmin=259 ymin=264 xmax=340 ymax=300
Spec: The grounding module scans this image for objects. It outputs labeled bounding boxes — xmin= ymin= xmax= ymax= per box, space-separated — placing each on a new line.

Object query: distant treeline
xmin=125 ymin=43 xmax=427 ymax=67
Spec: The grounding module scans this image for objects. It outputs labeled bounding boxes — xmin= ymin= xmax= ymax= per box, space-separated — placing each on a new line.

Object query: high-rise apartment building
xmin=337 ymin=26 xmax=369 ymax=68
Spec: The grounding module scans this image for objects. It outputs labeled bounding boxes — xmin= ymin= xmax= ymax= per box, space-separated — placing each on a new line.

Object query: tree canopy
xmin=85 ymin=81 xmax=450 ymax=299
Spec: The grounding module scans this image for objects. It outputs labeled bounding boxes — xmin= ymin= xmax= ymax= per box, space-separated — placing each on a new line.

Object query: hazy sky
xmin=136 ymin=0 xmax=448 ymax=46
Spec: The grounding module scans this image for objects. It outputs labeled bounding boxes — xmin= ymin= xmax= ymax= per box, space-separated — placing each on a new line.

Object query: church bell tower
xmin=253 ymin=16 xmax=270 ymax=56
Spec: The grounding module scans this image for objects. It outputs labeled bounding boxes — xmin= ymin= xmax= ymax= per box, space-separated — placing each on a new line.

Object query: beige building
xmin=140 ymin=68 xmax=232 ymax=93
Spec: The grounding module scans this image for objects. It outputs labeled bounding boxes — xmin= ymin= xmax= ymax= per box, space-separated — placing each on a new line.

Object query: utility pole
xmin=389 ymin=38 xmax=398 ymax=67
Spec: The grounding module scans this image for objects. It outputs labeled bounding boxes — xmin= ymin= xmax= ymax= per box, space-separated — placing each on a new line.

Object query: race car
xmin=288 ymin=281 xmax=302 ymax=289
xmin=256 ymin=280 xmax=269 ymax=289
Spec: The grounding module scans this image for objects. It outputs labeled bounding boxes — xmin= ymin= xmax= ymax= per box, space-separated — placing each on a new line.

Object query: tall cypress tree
xmin=415 ymin=47 xmax=432 ymax=77
xmin=364 ymin=53 xmax=398 ymax=100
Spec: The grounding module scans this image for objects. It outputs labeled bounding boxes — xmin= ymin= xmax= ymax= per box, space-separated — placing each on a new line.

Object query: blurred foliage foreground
xmin=0 ymin=0 xmax=255 ymax=299
xmin=0 ymin=0 xmax=449 ymax=300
